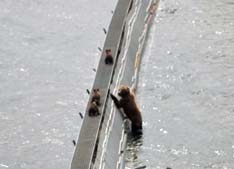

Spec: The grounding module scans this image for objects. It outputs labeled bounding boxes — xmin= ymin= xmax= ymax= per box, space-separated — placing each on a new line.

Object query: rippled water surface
xmin=0 ymin=0 xmax=116 ymax=168
xmin=131 ymin=0 xmax=234 ymax=168
xmin=1 ymin=0 xmax=234 ymax=169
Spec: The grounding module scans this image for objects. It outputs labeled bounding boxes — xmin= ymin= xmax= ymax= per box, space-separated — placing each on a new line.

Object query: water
xmin=132 ymin=0 xmax=234 ymax=168
xmin=0 ymin=0 xmax=116 ymax=169
xmin=1 ymin=0 xmax=234 ymax=168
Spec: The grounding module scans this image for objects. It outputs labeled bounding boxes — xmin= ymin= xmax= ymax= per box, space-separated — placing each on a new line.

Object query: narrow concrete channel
xmin=70 ymin=0 xmax=158 ymax=168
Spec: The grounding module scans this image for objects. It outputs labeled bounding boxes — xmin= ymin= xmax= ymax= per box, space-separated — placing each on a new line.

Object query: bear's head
xmin=93 ymin=88 xmax=99 ymax=93
xmin=118 ymin=86 xmax=130 ymax=98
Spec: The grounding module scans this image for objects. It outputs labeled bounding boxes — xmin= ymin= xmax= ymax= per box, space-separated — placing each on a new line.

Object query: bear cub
xmin=105 ymin=49 xmax=113 ymax=65
xmin=91 ymin=89 xmax=101 ymax=106
xmin=89 ymin=101 xmax=100 ymax=116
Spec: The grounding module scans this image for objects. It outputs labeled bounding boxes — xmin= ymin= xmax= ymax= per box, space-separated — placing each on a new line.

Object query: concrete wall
xmin=70 ymin=0 xmax=159 ymax=168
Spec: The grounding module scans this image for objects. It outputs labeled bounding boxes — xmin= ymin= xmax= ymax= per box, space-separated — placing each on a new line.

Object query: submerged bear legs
xmin=131 ymin=123 xmax=143 ymax=136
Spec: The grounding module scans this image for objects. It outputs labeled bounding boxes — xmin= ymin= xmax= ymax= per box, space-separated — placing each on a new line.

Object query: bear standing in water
xmin=110 ymin=85 xmax=142 ymax=135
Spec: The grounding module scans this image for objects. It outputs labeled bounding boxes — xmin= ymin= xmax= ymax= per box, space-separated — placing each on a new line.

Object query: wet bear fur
xmin=110 ymin=85 xmax=142 ymax=134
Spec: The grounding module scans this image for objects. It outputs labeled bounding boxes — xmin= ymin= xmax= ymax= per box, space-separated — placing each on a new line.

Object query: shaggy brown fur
xmin=88 ymin=101 xmax=100 ymax=116
xmin=105 ymin=49 xmax=113 ymax=65
xmin=110 ymin=85 xmax=142 ymax=134
xmin=91 ymin=89 xmax=101 ymax=106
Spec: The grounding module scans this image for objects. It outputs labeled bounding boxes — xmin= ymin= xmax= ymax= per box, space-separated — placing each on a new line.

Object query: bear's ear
xmin=93 ymin=88 xmax=100 ymax=92
xmin=105 ymin=49 xmax=111 ymax=53
xmin=125 ymin=87 xmax=130 ymax=95
xmin=126 ymin=87 xmax=130 ymax=93
xmin=119 ymin=85 xmax=129 ymax=91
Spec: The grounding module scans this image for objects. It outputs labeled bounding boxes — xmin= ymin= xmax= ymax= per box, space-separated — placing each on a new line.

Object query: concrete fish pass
xmin=70 ymin=0 xmax=159 ymax=168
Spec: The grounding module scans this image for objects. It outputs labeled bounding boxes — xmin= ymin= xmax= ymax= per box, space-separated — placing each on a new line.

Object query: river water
xmin=0 ymin=0 xmax=234 ymax=169
xmin=0 ymin=0 xmax=116 ymax=169
xmin=128 ymin=0 xmax=234 ymax=168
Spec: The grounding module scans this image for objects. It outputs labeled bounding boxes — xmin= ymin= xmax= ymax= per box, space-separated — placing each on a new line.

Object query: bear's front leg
xmin=110 ymin=93 xmax=121 ymax=108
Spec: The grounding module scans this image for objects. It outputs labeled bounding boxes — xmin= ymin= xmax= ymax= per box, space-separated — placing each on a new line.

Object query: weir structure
xmin=70 ymin=0 xmax=159 ymax=168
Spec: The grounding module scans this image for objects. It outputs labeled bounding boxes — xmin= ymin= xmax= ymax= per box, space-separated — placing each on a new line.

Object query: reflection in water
xmin=125 ymin=133 xmax=144 ymax=169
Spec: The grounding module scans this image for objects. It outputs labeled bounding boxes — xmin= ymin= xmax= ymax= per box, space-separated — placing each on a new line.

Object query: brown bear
xmin=88 ymin=101 xmax=100 ymax=117
xmin=110 ymin=85 xmax=142 ymax=135
xmin=91 ymin=88 xmax=101 ymax=106
xmin=105 ymin=49 xmax=113 ymax=65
